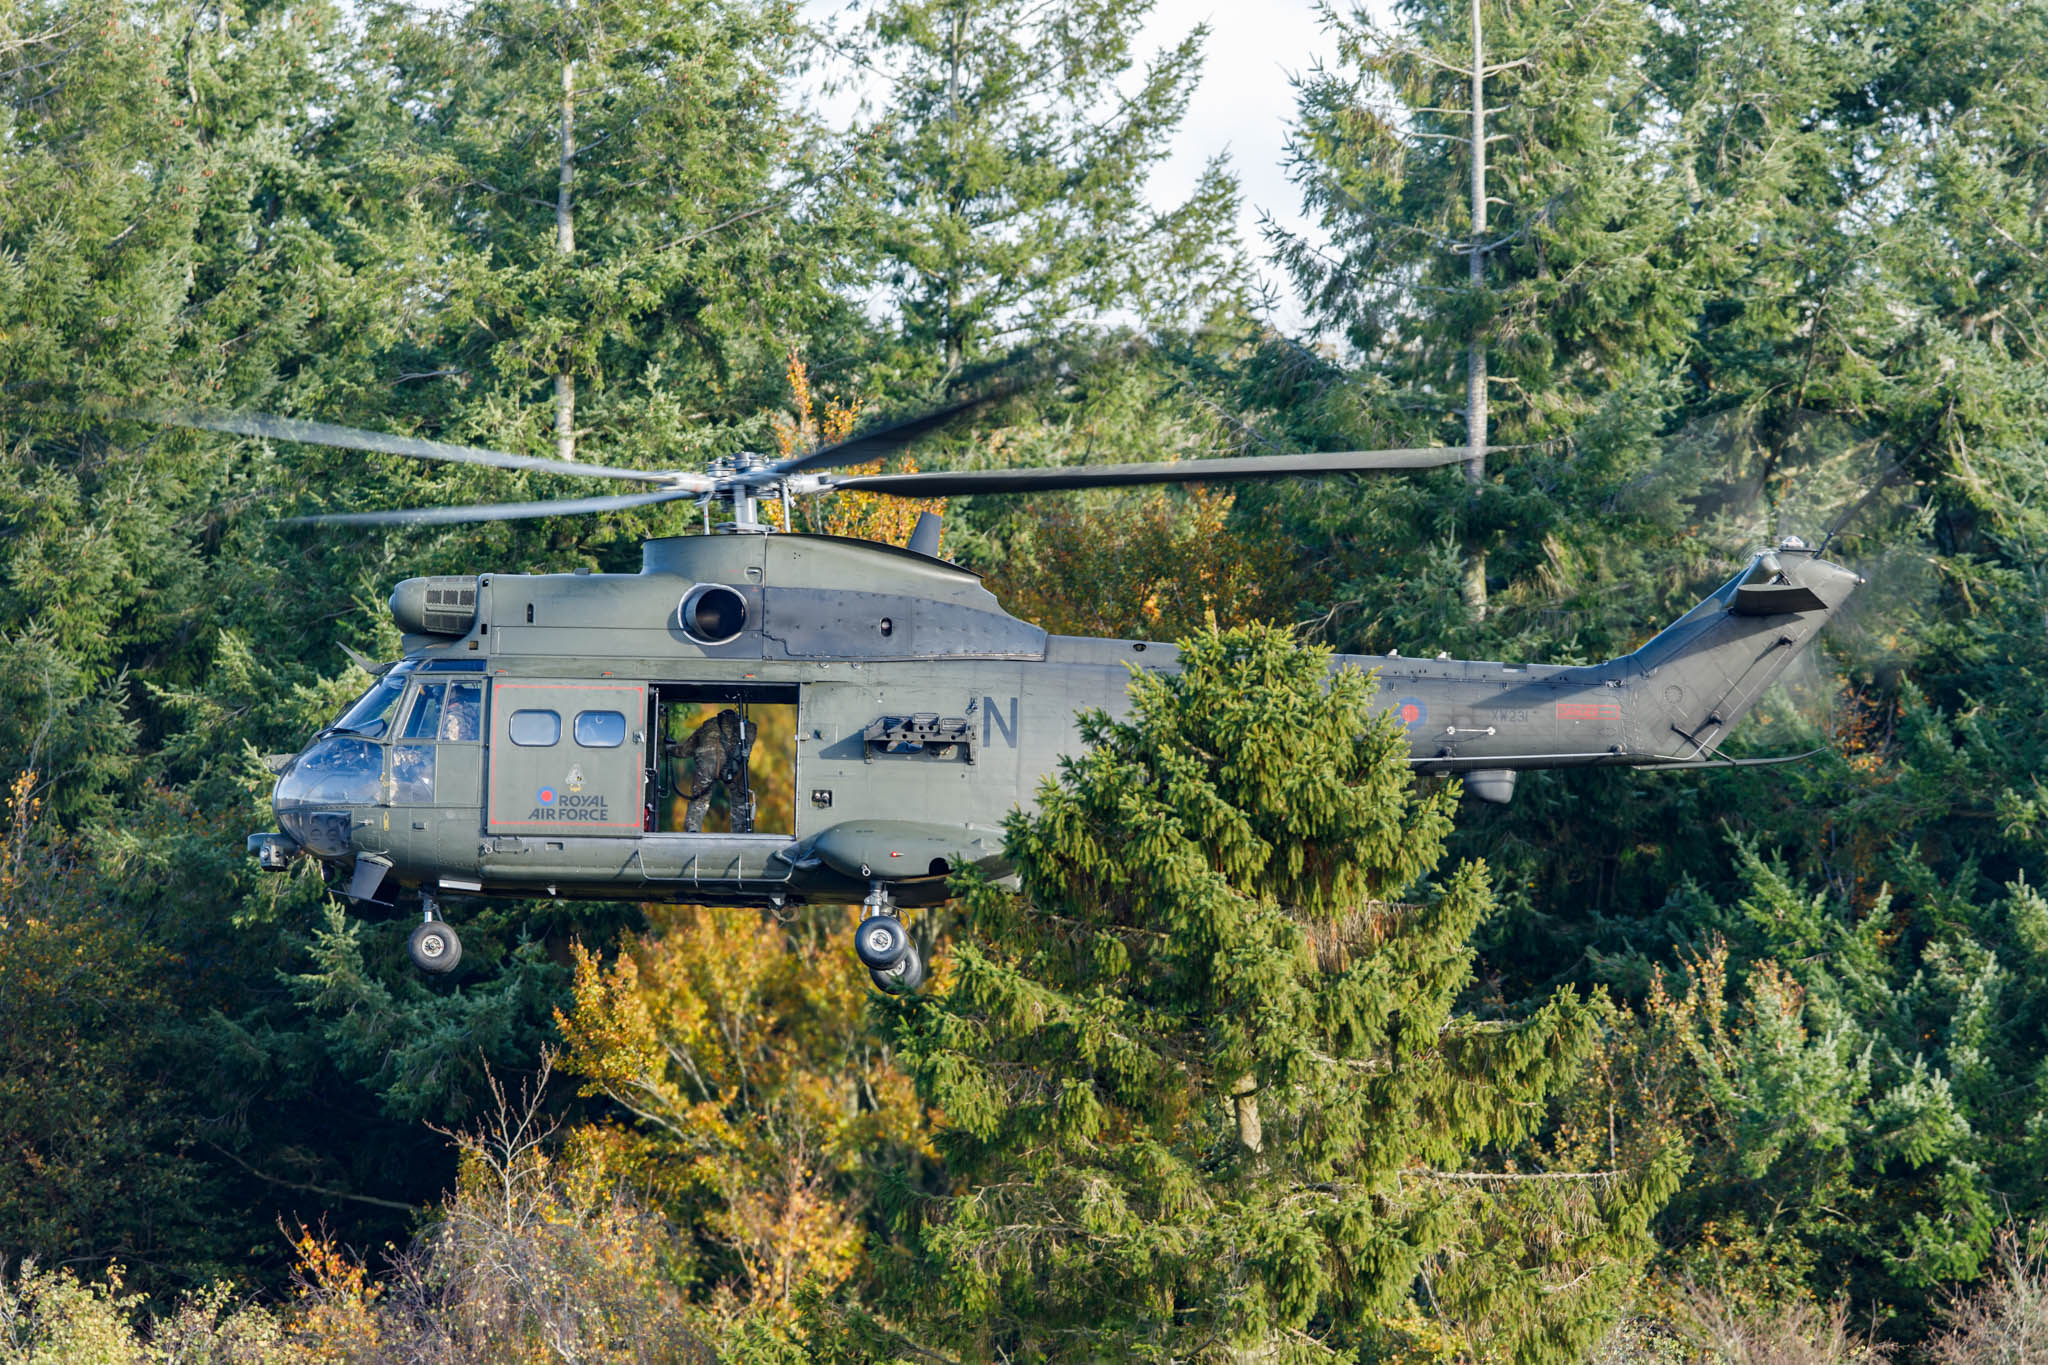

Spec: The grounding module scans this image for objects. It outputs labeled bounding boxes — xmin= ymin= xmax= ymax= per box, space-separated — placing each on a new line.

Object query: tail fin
xmin=1625 ymin=540 xmax=1862 ymax=761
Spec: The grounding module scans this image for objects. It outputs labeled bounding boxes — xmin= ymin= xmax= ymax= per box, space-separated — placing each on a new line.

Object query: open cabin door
xmin=486 ymin=681 xmax=647 ymax=835
xmin=649 ymin=683 xmax=798 ymax=836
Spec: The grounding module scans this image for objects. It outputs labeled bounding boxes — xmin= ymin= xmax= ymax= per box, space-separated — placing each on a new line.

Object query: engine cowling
xmin=390 ymin=576 xmax=478 ymax=636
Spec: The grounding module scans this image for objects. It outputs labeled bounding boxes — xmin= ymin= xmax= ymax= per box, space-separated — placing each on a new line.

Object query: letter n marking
xmin=983 ymin=696 xmax=1018 ymax=748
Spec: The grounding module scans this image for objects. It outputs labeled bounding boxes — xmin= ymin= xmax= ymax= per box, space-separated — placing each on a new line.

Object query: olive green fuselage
xmin=266 ymin=532 xmax=1861 ymax=909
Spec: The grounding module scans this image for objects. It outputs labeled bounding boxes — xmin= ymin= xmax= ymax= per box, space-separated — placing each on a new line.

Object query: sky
xmin=801 ymin=0 xmax=1356 ymax=333
xmin=1130 ymin=0 xmax=1337 ymax=317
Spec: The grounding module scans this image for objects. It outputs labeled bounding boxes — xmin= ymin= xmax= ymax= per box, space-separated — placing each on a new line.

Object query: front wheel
xmin=854 ymin=915 xmax=909 ymax=971
xmin=408 ymin=920 xmax=463 ymax=974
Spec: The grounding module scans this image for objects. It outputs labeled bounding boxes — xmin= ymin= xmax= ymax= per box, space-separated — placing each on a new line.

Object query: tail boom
xmin=1344 ymin=541 xmax=1862 ymax=789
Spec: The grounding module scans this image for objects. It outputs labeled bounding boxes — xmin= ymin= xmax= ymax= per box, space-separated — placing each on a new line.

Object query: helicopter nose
xmin=270 ymin=735 xmax=381 ymax=858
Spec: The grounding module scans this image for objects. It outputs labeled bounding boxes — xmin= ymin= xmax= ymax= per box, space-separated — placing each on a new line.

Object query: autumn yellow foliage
xmin=556 ymin=905 xmax=929 ymax=1324
xmin=771 ymin=347 xmax=945 ymax=548
xmin=987 ymin=484 xmax=1303 ymax=639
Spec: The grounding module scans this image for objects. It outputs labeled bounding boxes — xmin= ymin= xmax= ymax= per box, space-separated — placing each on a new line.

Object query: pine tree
xmin=859 ymin=626 xmax=1679 ymax=1361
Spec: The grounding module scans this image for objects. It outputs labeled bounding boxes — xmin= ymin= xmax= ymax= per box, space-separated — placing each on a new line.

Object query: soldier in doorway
xmin=666 ymin=708 xmax=755 ymax=833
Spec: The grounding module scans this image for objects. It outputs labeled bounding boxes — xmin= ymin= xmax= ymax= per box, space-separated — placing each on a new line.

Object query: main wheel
xmin=870 ymin=943 xmax=925 ymax=994
xmin=408 ymin=920 xmax=463 ymax=974
xmin=854 ymin=915 xmax=909 ymax=971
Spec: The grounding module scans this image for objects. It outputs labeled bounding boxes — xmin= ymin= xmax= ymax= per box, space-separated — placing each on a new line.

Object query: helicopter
xmin=165 ymin=397 xmax=1862 ymax=992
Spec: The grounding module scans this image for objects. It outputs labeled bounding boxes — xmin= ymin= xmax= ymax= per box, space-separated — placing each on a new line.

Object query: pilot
xmin=440 ymin=685 xmax=481 ymax=741
xmin=668 ymin=709 xmax=755 ymax=833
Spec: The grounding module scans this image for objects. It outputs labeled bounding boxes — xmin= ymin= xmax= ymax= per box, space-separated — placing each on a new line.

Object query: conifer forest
xmin=3 ymin=0 xmax=2048 ymax=1357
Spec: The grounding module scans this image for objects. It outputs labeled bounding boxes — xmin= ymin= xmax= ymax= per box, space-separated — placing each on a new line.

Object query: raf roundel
xmin=537 ymin=787 xmax=557 ymax=805
xmin=1395 ymin=697 xmax=1427 ymax=729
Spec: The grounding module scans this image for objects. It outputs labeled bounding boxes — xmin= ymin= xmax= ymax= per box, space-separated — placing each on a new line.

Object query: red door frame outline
xmin=489 ymin=682 xmax=647 ymax=831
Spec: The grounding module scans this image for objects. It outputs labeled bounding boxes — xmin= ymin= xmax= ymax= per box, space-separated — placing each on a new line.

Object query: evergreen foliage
xmin=335 ymin=0 xmax=855 ymax=490
xmin=845 ymin=0 xmax=1241 ymax=373
xmin=867 ymin=627 xmax=1678 ymax=1360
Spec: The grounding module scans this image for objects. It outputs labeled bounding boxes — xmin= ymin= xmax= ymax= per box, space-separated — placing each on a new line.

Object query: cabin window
xmin=508 ymin=709 xmax=561 ymax=746
xmin=574 ymin=710 xmax=627 ymax=748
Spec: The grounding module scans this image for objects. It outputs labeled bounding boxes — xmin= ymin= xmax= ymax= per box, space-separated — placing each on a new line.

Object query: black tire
xmin=854 ymin=915 xmax=909 ymax=970
xmin=870 ymin=943 xmax=925 ymax=994
xmin=408 ymin=920 xmax=463 ymax=974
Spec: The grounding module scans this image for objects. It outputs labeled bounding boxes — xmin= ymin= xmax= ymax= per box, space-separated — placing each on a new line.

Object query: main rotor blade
xmin=825 ymin=447 xmax=1488 ymax=497
xmin=746 ymin=390 xmax=1006 ymax=484
xmin=287 ymin=486 xmax=701 ymax=527
xmin=156 ymin=410 xmax=681 ymax=485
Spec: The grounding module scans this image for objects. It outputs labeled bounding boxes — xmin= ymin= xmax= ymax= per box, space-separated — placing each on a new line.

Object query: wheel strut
xmin=860 ymin=881 xmax=895 ymax=920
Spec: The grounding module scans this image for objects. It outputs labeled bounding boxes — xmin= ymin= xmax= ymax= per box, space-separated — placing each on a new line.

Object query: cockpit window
xmin=441 ymin=682 xmax=483 ymax=741
xmin=402 ymin=683 xmax=447 ymax=741
xmin=331 ymin=662 xmax=414 ymax=738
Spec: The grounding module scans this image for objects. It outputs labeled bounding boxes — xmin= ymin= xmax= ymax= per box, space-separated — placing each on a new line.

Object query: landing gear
xmin=855 ymin=915 xmax=909 ymax=970
xmin=871 ymin=943 xmax=924 ymax=994
xmin=856 ymin=883 xmax=923 ymax=993
xmin=408 ymin=892 xmax=463 ymax=974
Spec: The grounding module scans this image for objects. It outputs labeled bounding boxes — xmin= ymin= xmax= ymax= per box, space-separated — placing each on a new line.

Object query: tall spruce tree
xmin=317 ymin=0 xmax=859 ymax=553
xmin=860 ymin=627 xmax=1680 ymax=1361
xmin=845 ymin=0 xmax=1241 ymax=376
xmin=1274 ymin=0 xmax=1683 ymax=626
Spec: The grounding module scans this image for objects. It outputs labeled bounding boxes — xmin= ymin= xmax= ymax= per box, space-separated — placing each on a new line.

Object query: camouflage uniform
xmin=669 ymin=709 xmax=754 ymax=833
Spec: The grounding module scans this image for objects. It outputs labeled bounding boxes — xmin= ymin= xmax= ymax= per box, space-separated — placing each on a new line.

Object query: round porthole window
xmin=678 ymin=583 xmax=748 ymax=645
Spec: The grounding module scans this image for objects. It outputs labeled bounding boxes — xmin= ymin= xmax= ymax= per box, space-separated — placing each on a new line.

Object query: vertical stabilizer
xmin=1624 ymin=541 xmax=1862 ymax=762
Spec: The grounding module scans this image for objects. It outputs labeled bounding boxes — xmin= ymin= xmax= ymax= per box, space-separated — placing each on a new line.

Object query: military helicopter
xmin=169 ymin=397 xmax=1861 ymax=991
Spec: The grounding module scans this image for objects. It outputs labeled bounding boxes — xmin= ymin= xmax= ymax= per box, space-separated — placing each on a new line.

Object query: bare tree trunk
xmin=942 ymin=5 xmax=965 ymax=374
xmin=555 ymin=32 xmax=577 ymax=463
xmin=1231 ymin=1075 xmax=1263 ymax=1153
xmin=1461 ymin=0 xmax=1488 ymax=619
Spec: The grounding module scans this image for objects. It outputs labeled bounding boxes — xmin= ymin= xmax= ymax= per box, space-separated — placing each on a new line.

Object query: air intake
xmin=678 ymin=583 xmax=747 ymax=645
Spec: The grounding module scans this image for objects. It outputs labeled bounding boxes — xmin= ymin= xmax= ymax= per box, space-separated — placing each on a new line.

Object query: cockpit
xmin=328 ymin=662 xmax=413 ymax=738
xmin=272 ymin=661 xmax=494 ymax=861
xmin=271 ymin=664 xmax=418 ymax=855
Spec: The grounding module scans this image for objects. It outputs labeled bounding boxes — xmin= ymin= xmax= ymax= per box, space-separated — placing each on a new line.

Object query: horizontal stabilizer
xmin=1733 ymin=581 xmax=1829 ymax=615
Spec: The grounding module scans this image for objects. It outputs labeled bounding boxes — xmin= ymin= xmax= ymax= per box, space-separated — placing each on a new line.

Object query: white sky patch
xmin=1132 ymin=0 xmax=1338 ymax=329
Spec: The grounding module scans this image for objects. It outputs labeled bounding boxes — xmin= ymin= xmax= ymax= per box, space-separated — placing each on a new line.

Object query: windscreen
xmin=330 ymin=661 xmax=415 ymax=738
xmin=274 ymin=736 xmax=383 ymax=809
